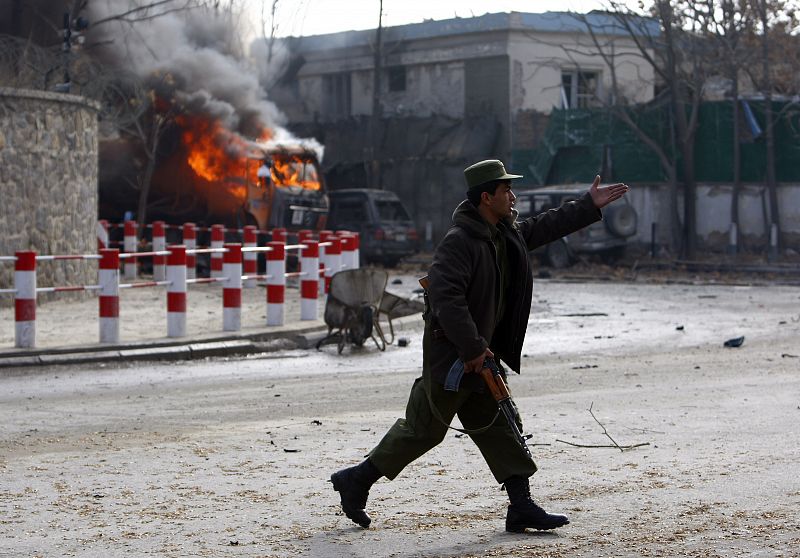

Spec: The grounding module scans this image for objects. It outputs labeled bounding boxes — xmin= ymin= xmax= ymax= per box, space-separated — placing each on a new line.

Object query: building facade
xmin=270 ymin=11 xmax=657 ymax=160
xmin=265 ymin=11 xmax=658 ymax=244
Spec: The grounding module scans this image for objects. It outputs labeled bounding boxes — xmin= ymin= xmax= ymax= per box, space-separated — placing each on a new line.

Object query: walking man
xmin=331 ymin=159 xmax=629 ymax=532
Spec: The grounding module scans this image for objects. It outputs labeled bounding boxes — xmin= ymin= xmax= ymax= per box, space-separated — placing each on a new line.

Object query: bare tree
xmin=262 ymin=0 xmax=279 ymax=64
xmin=564 ymin=5 xmax=703 ymax=255
xmin=732 ymin=0 xmax=800 ymax=259
xmin=697 ymin=0 xmax=752 ymax=255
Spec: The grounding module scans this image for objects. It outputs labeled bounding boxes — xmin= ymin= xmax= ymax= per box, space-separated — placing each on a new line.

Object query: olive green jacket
xmin=424 ymin=193 xmax=601 ymax=390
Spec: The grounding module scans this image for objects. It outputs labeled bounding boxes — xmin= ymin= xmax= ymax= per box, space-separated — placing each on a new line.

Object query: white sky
xmin=243 ymin=0 xmax=647 ymax=38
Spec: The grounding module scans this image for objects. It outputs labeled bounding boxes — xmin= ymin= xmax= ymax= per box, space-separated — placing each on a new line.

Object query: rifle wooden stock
xmin=418 ymin=275 xmax=430 ymax=290
xmin=479 ymin=367 xmax=510 ymax=402
xmin=480 ymin=361 xmax=532 ymax=459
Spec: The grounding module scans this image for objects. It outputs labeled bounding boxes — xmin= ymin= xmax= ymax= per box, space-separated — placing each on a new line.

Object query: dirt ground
xmin=1 ymin=273 xmax=799 ymax=557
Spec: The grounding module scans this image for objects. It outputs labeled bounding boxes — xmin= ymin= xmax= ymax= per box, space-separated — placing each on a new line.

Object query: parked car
xmin=327 ymin=189 xmax=419 ymax=267
xmin=514 ymin=186 xmax=638 ymax=268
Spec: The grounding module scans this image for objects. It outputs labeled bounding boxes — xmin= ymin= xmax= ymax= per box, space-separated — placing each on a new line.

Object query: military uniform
xmin=332 ymin=159 xmax=611 ymax=531
xmin=370 ymin=188 xmax=601 ymax=482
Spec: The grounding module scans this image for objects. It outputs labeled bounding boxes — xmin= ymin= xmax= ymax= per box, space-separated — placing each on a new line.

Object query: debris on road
xmin=724 ymin=336 xmax=745 ymax=348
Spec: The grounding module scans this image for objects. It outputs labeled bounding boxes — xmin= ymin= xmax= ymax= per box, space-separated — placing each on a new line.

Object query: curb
xmin=0 ymin=313 xmax=424 ymax=370
xmin=0 ymin=322 xmax=331 ymax=370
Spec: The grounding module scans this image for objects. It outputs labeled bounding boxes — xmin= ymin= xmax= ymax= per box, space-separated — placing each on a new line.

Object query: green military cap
xmin=464 ymin=159 xmax=523 ymax=189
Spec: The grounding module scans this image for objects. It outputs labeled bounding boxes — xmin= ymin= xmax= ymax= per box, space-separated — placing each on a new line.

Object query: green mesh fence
xmin=514 ymin=101 xmax=800 ymax=186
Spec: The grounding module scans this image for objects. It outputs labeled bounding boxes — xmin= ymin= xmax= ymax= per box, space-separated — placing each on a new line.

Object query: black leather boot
xmin=330 ymin=458 xmax=382 ymax=528
xmin=504 ymin=476 xmax=570 ymax=532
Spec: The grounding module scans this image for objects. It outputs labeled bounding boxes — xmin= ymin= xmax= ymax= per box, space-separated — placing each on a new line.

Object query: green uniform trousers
xmin=368 ymin=373 xmax=538 ymax=483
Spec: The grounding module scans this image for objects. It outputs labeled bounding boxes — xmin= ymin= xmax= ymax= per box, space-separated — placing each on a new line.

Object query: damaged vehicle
xmin=327 ymin=189 xmax=419 ymax=267
xmin=514 ymin=186 xmax=637 ymax=268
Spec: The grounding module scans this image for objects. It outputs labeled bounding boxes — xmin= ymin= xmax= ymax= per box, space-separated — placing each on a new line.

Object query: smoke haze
xmin=87 ymin=1 xmax=290 ymax=139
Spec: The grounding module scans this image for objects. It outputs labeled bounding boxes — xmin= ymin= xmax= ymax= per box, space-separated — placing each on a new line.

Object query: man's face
xmin=484 ymin=181 xmax=516 ymax=220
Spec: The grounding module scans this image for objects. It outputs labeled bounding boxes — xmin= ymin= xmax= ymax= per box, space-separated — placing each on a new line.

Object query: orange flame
xmin=176 ymin=115 xmax=320 ymax=198
xmin=175 ymin=115 xmax=254 ymax=201
xmin=270 ymin=155 xmax=321 ymax=191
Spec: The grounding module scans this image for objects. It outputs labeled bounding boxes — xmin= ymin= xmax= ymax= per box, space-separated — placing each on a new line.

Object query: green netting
xmin=514 ymin=101 xmax=800 ymax=185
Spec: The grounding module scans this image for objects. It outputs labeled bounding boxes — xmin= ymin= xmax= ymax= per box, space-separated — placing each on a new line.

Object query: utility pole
xmin=367 ymin=0 xmax=384 ymax=189
xmin=56 ymin=10 xmax=89 ymax=93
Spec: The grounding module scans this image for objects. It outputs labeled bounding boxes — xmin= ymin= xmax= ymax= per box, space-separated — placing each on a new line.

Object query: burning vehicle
xmin=89 ymin=1 xmax=329 ymax=235
xmin=100 ymin=113 xmax=327 ymax=233
xmin=240 ymin=147 xmax=327 ymax=231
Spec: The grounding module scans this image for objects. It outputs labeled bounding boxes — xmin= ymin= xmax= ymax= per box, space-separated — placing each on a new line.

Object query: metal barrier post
xmin=123 ymin=220 xmax=137 ymax=280
xmin=324 ymin=235 xmax=341 ymax=294
xmin=183 ymin=223 xmax=197 ymax=280
xmin=98 ymin=248 xmax=120 ymax=343
xmin=319 ymin=230 xmax=333 ymax=294
xmin=243 ymin=225 xmax=258 ymax=288
xmin=152 ymin=221 xmax=166 ymax=281
xmin=97 ymin=220 xmax=109 ymax=252
xmin=271 ymin=227 xmax=287 ymax=243
xmin=210 ymin=224 xmax=225 ymax=278
xmin=222 ymin=243 xmax=242 ymax=331
xmin=300 ymin=240 xmax=319 ymax=321
xmin=351 ymin=232 xmax=361 ymax=269
xmin=338 ymin=233 xmax=355 ymax=271
xmin=266 ymin=241 xmax=285 ymax=326
xmin=14 ymin=251 xmax=36 ymax=348
xmin=167 ymin=245 xmax=187 ymax=337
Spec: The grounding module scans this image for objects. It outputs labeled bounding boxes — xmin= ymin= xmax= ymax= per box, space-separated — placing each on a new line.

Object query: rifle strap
xmin=423 ymin=373 xmax=499 ymax=436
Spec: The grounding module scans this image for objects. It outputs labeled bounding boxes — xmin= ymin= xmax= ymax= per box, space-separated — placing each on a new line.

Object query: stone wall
xmin=0 ymin=88 xmax=99 ymax=307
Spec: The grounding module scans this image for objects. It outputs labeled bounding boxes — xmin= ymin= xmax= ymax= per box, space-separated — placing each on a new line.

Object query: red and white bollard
xmin=300 ymin=240 xmax=319 ymax=321
xmin=351 ymin=232 xmax=361 ymax=269
xmin=183 ymin=223 xmax=197 ymax=280
xmin=243 ymin=225 xmax=258 ymax=289
xmin=152 ymin=221 xmax=167 ymax=281
xmin=97 ymin=220 xmax=109 ymax=252
xmin=271 ymin=227 xmax=287 ymax=243
xmin=297 ymin=229 xmax=313 ymax=282
xmin=98 ymin=248 xmax=120 ymax=344
xmin=339 ymin=233 xmax=356 ymax=271
xmin=222 ymin=243 xmax=242 ymax=332
xmin=123 ymin=220 xmax=137 ymax=280
xmin=319 ymin=230 xmax=334 ymax=293
xmin=318 ymin=230 xmax=331 ymax=293
xmin=14 ymin=251 xmax=36 ymax=348
xmin=266 ymin=241 xmax=285 ymax=326
xmin=324 ymin=235 xmax=341 ymax=293
xmin=210 ymin=224 xmax=225 ymax=278
xmin=167 ymin=245 xmax=187 ymax=338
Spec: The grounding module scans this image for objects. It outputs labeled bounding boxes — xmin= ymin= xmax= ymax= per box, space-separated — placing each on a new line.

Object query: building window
xmin=323 ymin=72 xmax=351 ymax=119
xmin=387 ymin=66 xmax=406 ymax=92
xmin=561 ymin=70 xmax=599 ymax=109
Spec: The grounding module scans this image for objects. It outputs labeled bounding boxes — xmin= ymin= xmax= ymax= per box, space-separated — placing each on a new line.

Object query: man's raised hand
xmin=589 ymin=175 xmax=629 ymax=209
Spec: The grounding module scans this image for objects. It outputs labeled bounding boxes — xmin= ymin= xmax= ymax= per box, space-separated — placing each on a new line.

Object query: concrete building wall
xmin=0 ymin=88 xmax=99 ymax=307
xmin=625 ymin=183 xmax=800 ymax=253
xmin=351 ymin=70 xmax=372 ymax=116
xmin=381 ymin=62 xmax=465 ymax=118
xmin=507 ymin=30 xmax=655 ymax=114
xmin=288 ymin=31 xmax=508 ymax=123
xmin=276 ymin=25 xmax=655 ymax=158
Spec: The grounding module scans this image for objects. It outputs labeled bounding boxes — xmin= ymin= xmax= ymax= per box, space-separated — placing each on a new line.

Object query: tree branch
xmin=555 ymin=402 xmax=651 ymax=452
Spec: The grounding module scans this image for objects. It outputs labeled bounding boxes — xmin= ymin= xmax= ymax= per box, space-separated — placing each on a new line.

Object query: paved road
xmin=1 ymin=279 xmax=799 ymax=557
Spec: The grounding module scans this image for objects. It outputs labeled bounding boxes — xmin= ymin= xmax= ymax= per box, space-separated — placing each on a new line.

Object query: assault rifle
xmin=478 ymin=358 xmax=533 ymax=459
xmin=418 ymin=275 xmax=532 ymax=458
